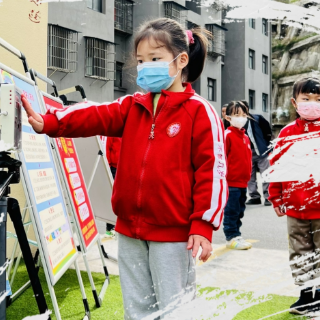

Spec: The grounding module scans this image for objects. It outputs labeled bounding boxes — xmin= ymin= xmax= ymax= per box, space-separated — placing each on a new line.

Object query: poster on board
xmin=40 ymin=92 xmax=99 ymax=250
xmin=0 ymin=63 xmax=78 ymax=286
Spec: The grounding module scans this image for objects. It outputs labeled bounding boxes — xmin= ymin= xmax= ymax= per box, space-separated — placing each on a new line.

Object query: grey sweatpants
xmin=287 ymin=216 xmax=320 ymax=285
xmin=118 ymin=234 xmax=196 ymax=320
xmin=248 ymin=150 xmax=270 ymax=200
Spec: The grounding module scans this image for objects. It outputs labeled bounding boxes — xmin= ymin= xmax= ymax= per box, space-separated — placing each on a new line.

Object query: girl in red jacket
xmin=223 ymin=101 xmax=252 ymax=250
xmin=21 ymin=18 xmax=227 ymax=319
xmin=269 ymin=77 xmax=320 ymax=315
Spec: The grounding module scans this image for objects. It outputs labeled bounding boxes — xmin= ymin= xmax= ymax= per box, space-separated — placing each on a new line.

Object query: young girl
xmin=22 ymin=18 xmax=227 ymax=319
xmin=223 ymin=101 xmax=252 ymax=250
xmin=269 ymin=77 xmax=320 ymax=315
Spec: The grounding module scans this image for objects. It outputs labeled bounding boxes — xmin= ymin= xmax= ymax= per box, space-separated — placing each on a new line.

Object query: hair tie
xmin=186 ymin=30 xmax=195 ymax=45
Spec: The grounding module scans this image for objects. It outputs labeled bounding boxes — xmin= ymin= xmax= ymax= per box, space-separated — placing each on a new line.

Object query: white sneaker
xmin=226 ymin=236 xmax=252 ymax=250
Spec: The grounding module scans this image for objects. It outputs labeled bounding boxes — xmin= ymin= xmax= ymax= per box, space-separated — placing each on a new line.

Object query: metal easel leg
xmin=7 ymin=201 xmax=28 ymax=280
xmin=7 ymin=197 xmax=50 ymax=319
xmin=77 ymin=245 xmax=101 ymax=308
xmin=74 ymin=260 xmax=91 ymax=320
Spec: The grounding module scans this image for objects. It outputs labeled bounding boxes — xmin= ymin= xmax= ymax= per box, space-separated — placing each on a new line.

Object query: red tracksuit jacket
xmin=41 ymin=83 xmax=228 ymax=242
xmin=225 ymin=127 xmax=252 ymax=188
xmin=106 ymin=137 xmax=122 ymax=168
xmin=269 ymin=119 xmax=320 ymax=220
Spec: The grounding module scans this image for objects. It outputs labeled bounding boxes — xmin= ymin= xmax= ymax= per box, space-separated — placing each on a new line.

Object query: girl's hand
xmin=274 ymin=206 xmax=286 ymax=217
xmin=21 ymin=95 xmax=44 ymax=133
xmin=187 ymin=235 xmax=212 ymax=262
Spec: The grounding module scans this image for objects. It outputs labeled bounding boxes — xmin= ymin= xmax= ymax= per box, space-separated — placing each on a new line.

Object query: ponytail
xmin=186 ymin=28 xmax=209 ymax=83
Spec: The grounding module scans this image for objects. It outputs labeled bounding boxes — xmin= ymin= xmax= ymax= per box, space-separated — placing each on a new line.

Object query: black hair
xmin=134 ymin=18 xmax=210 ymax=83
xmin=293 ymin=77 xmax=320 ymax=99
xmin=223 ymin=101 xmax=249 ymax=129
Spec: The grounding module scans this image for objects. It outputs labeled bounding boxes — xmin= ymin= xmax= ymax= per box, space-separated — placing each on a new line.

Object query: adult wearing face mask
xmin=240 ymin=101 xmax=272 ymax=206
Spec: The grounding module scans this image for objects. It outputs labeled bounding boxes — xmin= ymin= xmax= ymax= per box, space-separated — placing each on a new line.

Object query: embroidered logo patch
xmin=167 ymin=122 xmax=181 ymax=137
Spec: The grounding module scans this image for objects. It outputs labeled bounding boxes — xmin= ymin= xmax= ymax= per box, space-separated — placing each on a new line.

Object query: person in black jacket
xmin=241 ymin=101 xmax=272 ymax=206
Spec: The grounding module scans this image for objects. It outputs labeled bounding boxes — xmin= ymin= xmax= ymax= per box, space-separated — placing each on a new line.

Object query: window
xmin=185 ymin=0 xmax=201 ymax=15
xmin=206 ymin=24 xmax=226 ymax=57
xmin=115 ymin=62 xmax=124 ymax=87
xmin=87 ymin=0 xmax=102 ymax=13
xmin=187 ymin=21 xmax=199 ymax=30
xmin=249 ymin=90 xmax=255 ymax=110
xmin=164 ymin=2 xmax=187 ymax=27
xmin=262 ymin=93 xmax=268 ymax=112
xmin=85 ymin=38 xmax=115 ymax=80
xmin=249 ymin=49 xmax=255 ymax=69
xmin=262 ymin=55 xmax=268 ymax=74
xmin=249 ymin=19 xmax=255 ymax=29
xmin=208 ymin=78 xmax=216 ymax=101
xmin=114 ymin=0 xmax=133 ymax=34
xmin=262 ymin=18 xmax=268 ymax=35
xmin=48 ymin=25 xmax=78 ymax=73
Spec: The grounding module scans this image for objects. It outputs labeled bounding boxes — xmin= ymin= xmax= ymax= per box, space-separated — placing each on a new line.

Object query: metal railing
xmin=85 ymin=37 xmax=115 ymax=81
xmin=114 ymin=0 xmax=133 ymax=34
xmin=48 ymin=25 xmax=78 ymax=73
xmin=206 ymin=24 xmax=226 ymax=57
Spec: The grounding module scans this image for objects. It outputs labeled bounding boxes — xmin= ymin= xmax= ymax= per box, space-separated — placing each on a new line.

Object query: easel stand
xmin=0 ymin=153 xmax=50 ymax=319
xmin=87 ymin=143 xmax=117 ymax=263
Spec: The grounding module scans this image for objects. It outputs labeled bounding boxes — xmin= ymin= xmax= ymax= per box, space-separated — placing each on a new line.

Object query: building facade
xmin=47 ymin=0 xmax=226 ymax=111
xmin=46 ymin=1 xmax=271 ymax=121
xmin=0 ymin=0 xmax=49 ymax=256
xmin=222 ymin=18 xmax=272 ymax=121
xmin=47 ymin=0 xmax=115 ymax=102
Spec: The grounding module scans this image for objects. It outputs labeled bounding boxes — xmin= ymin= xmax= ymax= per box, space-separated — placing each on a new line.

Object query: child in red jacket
xmin=21 ymin=18 xmax=227 ymax=319
xmin=269 ymin=77 xmax=320 ymax=315
xmin=223 ymin=101 xmax=252 ymax=250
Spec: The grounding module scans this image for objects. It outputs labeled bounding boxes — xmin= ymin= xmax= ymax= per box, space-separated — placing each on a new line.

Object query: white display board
xmin=0 ymin=63 xmax=78 ymax=286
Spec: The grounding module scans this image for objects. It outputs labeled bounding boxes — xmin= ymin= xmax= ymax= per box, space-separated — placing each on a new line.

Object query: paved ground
xmin=80 ymin=175 xmax=299 ymax=302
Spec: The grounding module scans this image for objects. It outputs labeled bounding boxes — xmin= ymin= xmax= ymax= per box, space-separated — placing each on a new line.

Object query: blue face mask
xmin=136 ymin=54 xmax=180 ymax=93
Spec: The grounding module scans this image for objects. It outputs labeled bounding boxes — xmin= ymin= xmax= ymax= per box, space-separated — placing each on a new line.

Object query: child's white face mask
xmin=228 ymin=116 xmax=247 ymax=129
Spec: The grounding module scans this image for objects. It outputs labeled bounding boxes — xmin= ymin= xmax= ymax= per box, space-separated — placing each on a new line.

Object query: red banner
xmin=43 ymin=96 xmax=98 ymax=248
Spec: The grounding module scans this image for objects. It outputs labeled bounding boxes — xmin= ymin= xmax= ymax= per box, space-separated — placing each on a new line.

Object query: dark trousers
xmin=248 ymin=150 xmax=270 ymax=200
xmin=106 ymin=166 xmax=117 ymax=231
xmin=223 ymin=187 xmax=247 ymax=241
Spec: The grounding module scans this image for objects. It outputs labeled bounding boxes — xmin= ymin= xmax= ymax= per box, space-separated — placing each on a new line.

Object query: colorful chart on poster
xmin=42 ymin=95 xmax=98 ymax=249
xmin=0 ymin=68 xmax=77 ymax=283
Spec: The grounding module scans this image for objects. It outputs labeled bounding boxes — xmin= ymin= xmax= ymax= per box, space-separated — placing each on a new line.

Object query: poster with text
xmin=0 ymin=68 xmax=77 ymax=284
xmin=42 ymin=95 xmax=98 ymax=249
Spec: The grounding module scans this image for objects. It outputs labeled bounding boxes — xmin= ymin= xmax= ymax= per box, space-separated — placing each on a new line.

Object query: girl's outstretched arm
xmin=21 ymin=94 xmax=141 ymax=138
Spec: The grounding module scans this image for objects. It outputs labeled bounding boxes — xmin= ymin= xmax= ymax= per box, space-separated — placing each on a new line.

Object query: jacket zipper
xmin=135 ymin=99 xmax=167 ymax=238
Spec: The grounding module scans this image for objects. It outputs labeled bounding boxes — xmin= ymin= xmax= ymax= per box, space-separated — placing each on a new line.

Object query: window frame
xmin=262 ymin=18 xmax=268 ymax=36
xmin=115 ymin=61 xmax=124 ymax=88
xmin=207 ymin=78 xmax=217 ymax=102
xmin=249 ymin=90 xmax=255 ymax=110
xmin=262 ymin=55 xmax=268 ymax=74
xmin=164 ymin=2 xmax=188 ymax=28
xmin=262 ymin=93 xmax=268 ymax=112
xmin=249 ymin=18 xmax=255 ymax=29
xmin=48 ymin=24 xmax=78 ymax=73
xmin=114 ymin=0 xmax=134 ymax=34
xmin=205 ymin=23 xmax=227 ymax=57
xmin=87 ymin=0 xmax=103 ymax=13
xmin=249 ymin=49 xmax=255 ymax=70
xmin=85 ymin=37 xmax=115 ymax=81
